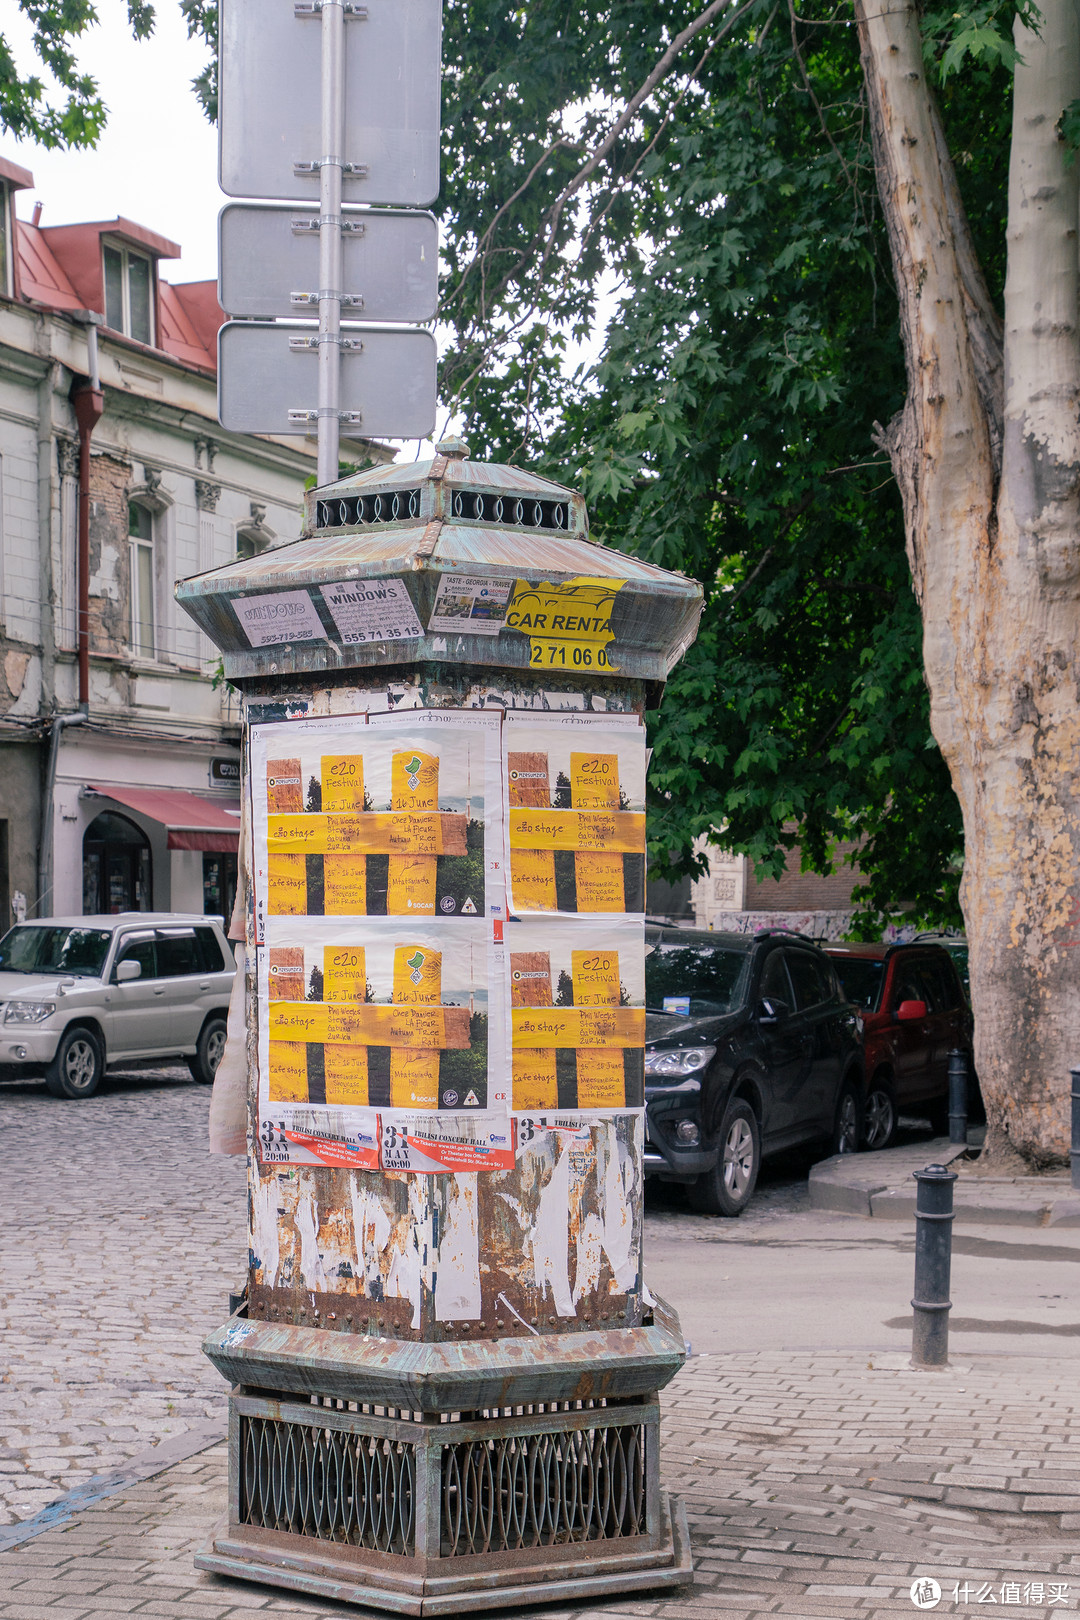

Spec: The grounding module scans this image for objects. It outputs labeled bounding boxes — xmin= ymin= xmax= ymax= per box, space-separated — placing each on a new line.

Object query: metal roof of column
xmin=175 ymin=444 xmax=703 ymax=683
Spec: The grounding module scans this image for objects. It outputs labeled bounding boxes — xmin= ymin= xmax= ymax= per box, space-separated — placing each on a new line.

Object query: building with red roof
xmin=0 ymin=159 xmax=390 ymax=924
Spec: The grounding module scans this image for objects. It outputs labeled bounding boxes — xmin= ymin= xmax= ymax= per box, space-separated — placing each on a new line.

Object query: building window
xmin=236 ymin=503 xmax=275 ymax=559
xmin=103 ymin=241 xmax=154 ymax=345
xmin=203 ymin=852 xmax=238 ymax=925
xmin=83 ymin=812 xmax=152 ymax=914
xmin=129 ymin=501 xmax=155 ymax=658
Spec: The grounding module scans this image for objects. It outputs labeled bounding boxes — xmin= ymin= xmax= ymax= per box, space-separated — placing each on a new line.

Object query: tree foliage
xmin=436 ymin=0 xmax=1014 ymax=931
xmin=2 ymin=0 xmax=1018 ymax=933
xmin=1 ymin=0 xmax=214 ymax=148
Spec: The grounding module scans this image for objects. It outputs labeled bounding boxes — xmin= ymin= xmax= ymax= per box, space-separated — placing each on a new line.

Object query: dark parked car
xmin=644 ymin=926 xmax=864 ymax=1216
xmin=823 ymin=942 xmax=973 ymax=1150
xmin=914 ymin=933 xmax=970 ymax=1002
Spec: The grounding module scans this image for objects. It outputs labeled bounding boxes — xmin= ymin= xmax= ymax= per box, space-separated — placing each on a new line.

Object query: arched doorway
xmin=82 ymin=812 xmax=152 ymax=914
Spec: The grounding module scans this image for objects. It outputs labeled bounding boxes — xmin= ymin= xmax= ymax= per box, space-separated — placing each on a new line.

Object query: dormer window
xmin=103 ymin=241 xmax=154 ymax=345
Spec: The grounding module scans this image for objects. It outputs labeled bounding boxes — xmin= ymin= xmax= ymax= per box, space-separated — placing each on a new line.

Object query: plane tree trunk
xmin=854 ymin=0 xmax=1080 ymax=1164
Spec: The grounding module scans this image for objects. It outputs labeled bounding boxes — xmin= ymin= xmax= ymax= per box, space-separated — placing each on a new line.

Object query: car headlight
xmin=644 ymin=1045 xmax=716 ymax=1078
xmin=4 ymin=1001 xmax=56 ymax=1024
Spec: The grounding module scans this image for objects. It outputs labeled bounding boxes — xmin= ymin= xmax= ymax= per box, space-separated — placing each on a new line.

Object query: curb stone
xmin=809 ymin=1137 xmax=1077 ymax=1225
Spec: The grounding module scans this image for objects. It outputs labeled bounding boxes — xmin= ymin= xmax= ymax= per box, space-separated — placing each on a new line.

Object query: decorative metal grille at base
xmin=240 ymin=1415 xmax=416 ymax=1554
xmin=236 ymin=1398 xmax=651 ymax=1564
xmin=441 ymin=1423 xmax=646 ymax=1556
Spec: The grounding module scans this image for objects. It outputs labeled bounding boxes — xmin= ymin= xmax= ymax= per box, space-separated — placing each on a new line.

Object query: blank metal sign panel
xmin=217 ymin=322 xmax=437 ymax=439
xmin=219 ymin=205 xmax=439 ymax=322
xmin=219 ymin=0 xmax=442 ymax=206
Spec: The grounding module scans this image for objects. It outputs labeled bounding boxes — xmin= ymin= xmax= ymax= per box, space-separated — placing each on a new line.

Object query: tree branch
xmin=445 ymin=0 xmax=758 ymax=317
xmin=927 ymin=93 xmax=1004 ymax=480
xmin=808 ymin=573 xmax=898 ymax=603
xmin=722 ymin=546 xmax=775 ymax=611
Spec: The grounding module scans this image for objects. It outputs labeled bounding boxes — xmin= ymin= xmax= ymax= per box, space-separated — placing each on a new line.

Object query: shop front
xmin=47 ymin=730 xmax=241 ymax=920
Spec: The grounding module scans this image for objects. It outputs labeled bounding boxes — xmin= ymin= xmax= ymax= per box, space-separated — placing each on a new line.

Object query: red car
xmin=823 ymin=943 xmax=973 ymax=1150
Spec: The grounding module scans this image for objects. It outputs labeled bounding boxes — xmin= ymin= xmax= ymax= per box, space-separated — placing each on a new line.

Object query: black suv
xmin=644 ymin=926 xmax=863 ymax=1216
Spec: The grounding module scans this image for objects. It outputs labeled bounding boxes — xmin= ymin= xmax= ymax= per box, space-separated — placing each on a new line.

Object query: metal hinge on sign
xmin=294 ymin=3 xmax=368 ymax=16
xmin=290 ymin=292 xmax=365 ymax=309
xmin=294 ymin=160 xmax=369 ymax=179
xmin=291 ymin=217 xmax=365 ymax=236
xmin=288 ymin=335 xmax=363 ymax=350
xmin=288 ymin=409 xmax=363 ymax=425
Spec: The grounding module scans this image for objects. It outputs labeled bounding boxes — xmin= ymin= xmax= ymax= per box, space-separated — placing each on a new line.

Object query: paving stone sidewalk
xmin=0 ymin=1075 xmax=246 ymax=1526
xmin=0 ymin=1077 xmax=809 ymax=1527
xmin=809 ymin=1136 xmax=1080 ymax=1226
xmin=4 ymin=1077 xmax=1080 ymax=1617
xmin=3 ymin=1350 xmax=1080 ymax=1620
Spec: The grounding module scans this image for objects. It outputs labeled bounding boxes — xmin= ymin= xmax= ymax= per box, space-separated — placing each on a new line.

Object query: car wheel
xmin=862 ymin=1077 xmax=898 ymax=1151
xmin=188 ymin=1017 xmax=228 ymax=1086
xmin=45 ymin=1027 xmax=104 ymax=1100
xmin=689 ymin=1098 xmax=761 ymax=1217
xmin=830 ymin=1078 xmax=861 ymax=1156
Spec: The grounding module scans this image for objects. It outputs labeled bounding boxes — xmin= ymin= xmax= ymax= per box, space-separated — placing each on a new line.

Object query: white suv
xmin=0 ymin=913 xmax=235 ymax=1099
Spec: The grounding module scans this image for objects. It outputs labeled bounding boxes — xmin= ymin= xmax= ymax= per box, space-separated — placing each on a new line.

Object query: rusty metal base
xmin=196 ymin=1490 xmax=691 ymax=1616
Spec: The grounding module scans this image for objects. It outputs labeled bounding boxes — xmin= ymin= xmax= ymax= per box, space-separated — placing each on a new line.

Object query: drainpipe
xmin=36 ymin=711 xmax=88 ymax=918
xmin=71 ymin=312 xmax=104 ymax=709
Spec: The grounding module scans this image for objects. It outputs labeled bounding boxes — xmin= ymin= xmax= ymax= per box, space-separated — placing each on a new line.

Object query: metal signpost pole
xmin=216 ymin=0 xmax=441 ymax=443
xmin=317 ymin=0 xmax=345 ymax=487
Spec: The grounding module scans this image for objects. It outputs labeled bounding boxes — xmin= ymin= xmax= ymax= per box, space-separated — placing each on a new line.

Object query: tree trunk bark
xmin=855 ymin=0 xmax=1080 ymax=1164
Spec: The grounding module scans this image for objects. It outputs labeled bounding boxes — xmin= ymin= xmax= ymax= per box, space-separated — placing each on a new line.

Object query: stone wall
xmin=86 ymin=451 xmax=135 ymax=659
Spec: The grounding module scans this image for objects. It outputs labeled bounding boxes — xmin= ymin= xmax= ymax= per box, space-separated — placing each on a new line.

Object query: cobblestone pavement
xmin=2 ymin=1353 xmax=1080 ymax=1619
xmin=0 ymin=1074 xmax=815 ymax=1527
xmin=5 ymin=1079 xmax=1080 ymax=1618
xmin=0 ymin=1073 xmax=245 ymax=1526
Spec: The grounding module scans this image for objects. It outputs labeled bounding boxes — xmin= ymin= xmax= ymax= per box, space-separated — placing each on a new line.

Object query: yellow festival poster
xmin=502 ymin=712 xmax=646 ymax=916
xmin=505 ymin=916 xmax=645 ymax=1111
xmin=251 ymin=710 xmax=504 ymax=934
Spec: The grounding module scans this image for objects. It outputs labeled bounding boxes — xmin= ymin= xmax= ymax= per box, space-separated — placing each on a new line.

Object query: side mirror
xmin=116 ymin=959 xmax=142 ymax=983
xmin=758 ymin=997 xmax=790 ymax=1026
xmin=896 ymin=999 xmax=927 ymax=1022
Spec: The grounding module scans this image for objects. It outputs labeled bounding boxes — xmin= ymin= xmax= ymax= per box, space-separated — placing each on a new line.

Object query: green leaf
xmin=1060 ymin=96 xmax=1080 ymax=164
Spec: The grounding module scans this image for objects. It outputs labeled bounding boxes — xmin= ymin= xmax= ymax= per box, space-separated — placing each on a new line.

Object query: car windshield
xmin=0 ymin=925 xmax=112 ymax=978
xmin=831 ymin=957 xmax=884 ymax=1011
xmin=945 ymin=945 xmax=970 ymax=1000
xmin=645 ymin=941 xmax=749 ymax=1016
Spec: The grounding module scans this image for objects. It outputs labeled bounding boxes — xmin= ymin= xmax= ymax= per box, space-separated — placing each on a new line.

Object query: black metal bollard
xmin=911 ymin=1163 xmax=957 ymax=1368
xmin=1071 ymin=1067 xmax=1080 ymax=1191
xmin=948 ymin=1049 xmax=969 ymax=1145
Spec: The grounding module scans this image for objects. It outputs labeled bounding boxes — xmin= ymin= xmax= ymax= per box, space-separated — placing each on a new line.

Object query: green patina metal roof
xmin=175 ymin=443 xmax=703 ymax=684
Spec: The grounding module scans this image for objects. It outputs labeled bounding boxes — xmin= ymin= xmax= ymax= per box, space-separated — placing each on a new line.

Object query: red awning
xmin=88 ymin=785 xmax=241 ymax=853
